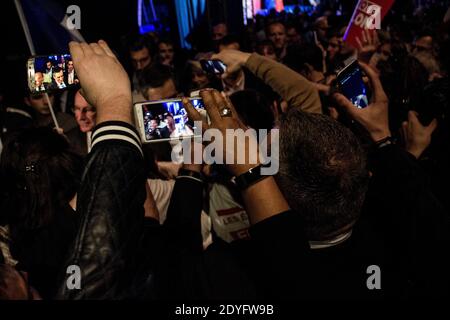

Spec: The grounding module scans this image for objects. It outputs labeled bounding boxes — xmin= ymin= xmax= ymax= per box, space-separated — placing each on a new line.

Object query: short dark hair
xmin=266 ymin=21 xmax=286 ymax=34
xmin=138 ymin=63 xmax=175 ymax=99
xmin=52 ymin=67 xmax=63 ymax=74
xmin=256 ymin=40 xmax=275 ymax=55
xmin=284 ymin=44 xmax=324 ymax=73
xmin=276 ymin=110 xmax=369 ymax=240
xmin=230 ymin=89 xmax=274 ymax=131
xmin=127 ymin=34 xmax=154 ymax=54
xmin=158 ymin=38 xmax=174 ymax=47
xmin=0 ymin=127 xmax=83 ymax=232
xmin=285 ymin=22 xmax=301 ymax=33
xmin=218 ymin=34 xmax=241 ymax=48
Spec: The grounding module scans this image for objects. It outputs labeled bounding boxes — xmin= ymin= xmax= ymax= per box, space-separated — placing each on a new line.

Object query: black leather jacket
xmin=54 ymin=121 xmax=310 ymax=300
xmin=56 ymin=121 xmax=149 ymax=299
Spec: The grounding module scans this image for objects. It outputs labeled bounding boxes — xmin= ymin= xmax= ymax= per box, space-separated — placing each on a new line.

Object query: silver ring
xmin=219 ymin=107 xmax=232 ymax=117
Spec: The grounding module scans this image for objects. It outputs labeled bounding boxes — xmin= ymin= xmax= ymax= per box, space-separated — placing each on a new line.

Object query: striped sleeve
xmin=90 ymin=121 xmax=143 ymax=157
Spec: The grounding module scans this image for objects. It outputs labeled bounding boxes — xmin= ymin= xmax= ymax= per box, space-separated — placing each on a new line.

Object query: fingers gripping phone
xmin=27 ymin=54 xmax=79 ymax=94
xmin=199 ymin=59 xmax=227 ymax=74
xmin=336 ymin=60 xmax=369 ymax=109
xmin=134 ymin=98 xmax=207 ymax=143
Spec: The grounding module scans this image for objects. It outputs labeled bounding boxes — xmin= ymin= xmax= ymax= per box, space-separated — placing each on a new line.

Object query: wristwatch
xmin=233 ymin=165 xmax=270 ymax=190
xmin=374 ymin=136 xmax=395 ymax=149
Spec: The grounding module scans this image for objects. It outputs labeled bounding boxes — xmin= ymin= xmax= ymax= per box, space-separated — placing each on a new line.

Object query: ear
xmin=24 ymin=97 xmax=31 ymax=107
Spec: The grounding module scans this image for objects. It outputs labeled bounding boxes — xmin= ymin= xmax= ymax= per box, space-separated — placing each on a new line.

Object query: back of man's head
xmin=218 ymin=35 xmax=241 ymax=51
xmin=139 ymin=63 xmax=177 ymax=100
xmin=284 ymin=44 xmax=324 ymax=75
xmin=276 ymin=109 xmax=369 ymax=241
xmin=230 ymin=89 xmax=274 ymax=131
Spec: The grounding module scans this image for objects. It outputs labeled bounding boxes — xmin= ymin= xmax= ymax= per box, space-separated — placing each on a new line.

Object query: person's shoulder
xmin=3 ymin=105 xmax=34 ymax=134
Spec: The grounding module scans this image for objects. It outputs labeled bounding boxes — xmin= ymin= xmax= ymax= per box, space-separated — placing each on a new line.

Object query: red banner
xmin=343 ymin=0 xmax=395 ymax=48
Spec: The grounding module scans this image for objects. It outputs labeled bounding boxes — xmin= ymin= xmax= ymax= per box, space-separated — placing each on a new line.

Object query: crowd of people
xmin=29 ymin=56 xmax=79 ymax=93
xmin=0 ymin=1 xmax=449 ymax=300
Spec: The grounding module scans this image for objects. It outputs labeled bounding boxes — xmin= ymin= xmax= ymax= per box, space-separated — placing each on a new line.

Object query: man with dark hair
xmin=139 ymin=63 xmax=178 ymax=101
xmin=285 ymin=45 xmax=325 ymax=82
xmin=34 ymin=72 xmax=46 ymax=92
xmin=128 ymin=34 xmax=155 ymax=102
xmin=218 ymin=35 xmax=241 ymax=52
xmin=146 ymin=117 xmax=169 ymax=140
xmin=266 ymin=21 xmax=288 ymax=61
xmin=286 ymin=23 xmax=302 ymax=46
xmin=212 ymin=22 xmax=228 ymax=42
xmin=51 ymin=67 xmax=66 ymax=89
xmin=128 ymin=35 xmax=154 ymax=71
xmin=44 ymin=61 xmax=53 ymax=83
xmin=65 ymin=59 xmax=77 ymax=85
xmin=412 ymin=33 xmax=436 ymax=56
xmin=158 ymin=39 xmax=175 ymax=67
xmin=277 ymin=109 xmax=369 ymax=241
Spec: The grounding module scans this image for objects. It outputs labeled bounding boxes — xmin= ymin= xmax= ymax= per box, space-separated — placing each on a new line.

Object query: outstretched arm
xmin=213 ymin=50 xmax=322 ymax=114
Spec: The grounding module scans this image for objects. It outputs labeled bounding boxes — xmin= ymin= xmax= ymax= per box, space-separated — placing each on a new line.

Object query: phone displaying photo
xmin=27 ymin=54 xmax=79 ymax=94
xmin=336 ymin=60 xmax=369 ymax=109
xmin=134 ymin=98 xmax=206 ymax=143
xmin=200 ymin=59 xmax=227 ymax=74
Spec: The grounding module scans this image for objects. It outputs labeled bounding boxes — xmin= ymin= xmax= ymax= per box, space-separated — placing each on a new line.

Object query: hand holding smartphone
xmin=336 ymin=60 xmax=369 ymax=109
xmin=134 ymin=97 xmax=206 ymax=143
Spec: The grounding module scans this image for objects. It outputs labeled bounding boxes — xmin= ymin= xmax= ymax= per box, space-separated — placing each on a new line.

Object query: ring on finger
xmin=219 ymin=107 xmax=233 ymax=117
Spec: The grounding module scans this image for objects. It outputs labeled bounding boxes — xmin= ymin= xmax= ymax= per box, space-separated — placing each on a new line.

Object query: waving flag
xmin=18 ymin=0 xmax=84 ymax=54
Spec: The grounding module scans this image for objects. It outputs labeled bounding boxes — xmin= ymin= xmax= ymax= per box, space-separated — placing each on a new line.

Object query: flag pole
xmin=13 ymin=0 xmax=35 ymax=55
xmin=14 ymin=0 xmax=60 ymax=130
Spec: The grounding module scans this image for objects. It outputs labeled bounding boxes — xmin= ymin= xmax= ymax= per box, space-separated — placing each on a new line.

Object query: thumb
xmin=401 ymin=121 xmax=408 ymax=140
xmin=408 ymin=110 xmax=420 ymax=126
xmin=332 ymin=93 xmax=358 ymax=117
xmin=427 ymin=118 xmax=438 ymax=134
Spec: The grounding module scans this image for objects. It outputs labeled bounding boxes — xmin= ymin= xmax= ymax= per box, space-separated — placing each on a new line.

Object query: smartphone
xmin=27 ymin=54 xmax=78 ymax=94
xmin=336 ymin=60 xmax=369 ymax=109
xmin=200 ymin=59 xmax=227 ymax=74
xmin=134 ymin=98 xmax=206 ymax=143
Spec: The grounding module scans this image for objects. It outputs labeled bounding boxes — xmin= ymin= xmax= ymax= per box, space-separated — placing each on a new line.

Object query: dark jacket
xmin=55 ymin=120 xmax=310 ymax=300
xmin=56 ymin=121 xmax=148 ymax=299
xmin=361 ymin=143 xmax=450 ymax=298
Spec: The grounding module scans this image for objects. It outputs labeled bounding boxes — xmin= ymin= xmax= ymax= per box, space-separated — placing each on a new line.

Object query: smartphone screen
xmin=135 ymin=98 xmax=205 ymax=143
xmin=200 ymin=59 xmax=227 ymax=74
xmin=27 ymin=54 xmax=78 ymax=94
xmin=337 ymin=60 xmax=369 ymax=109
